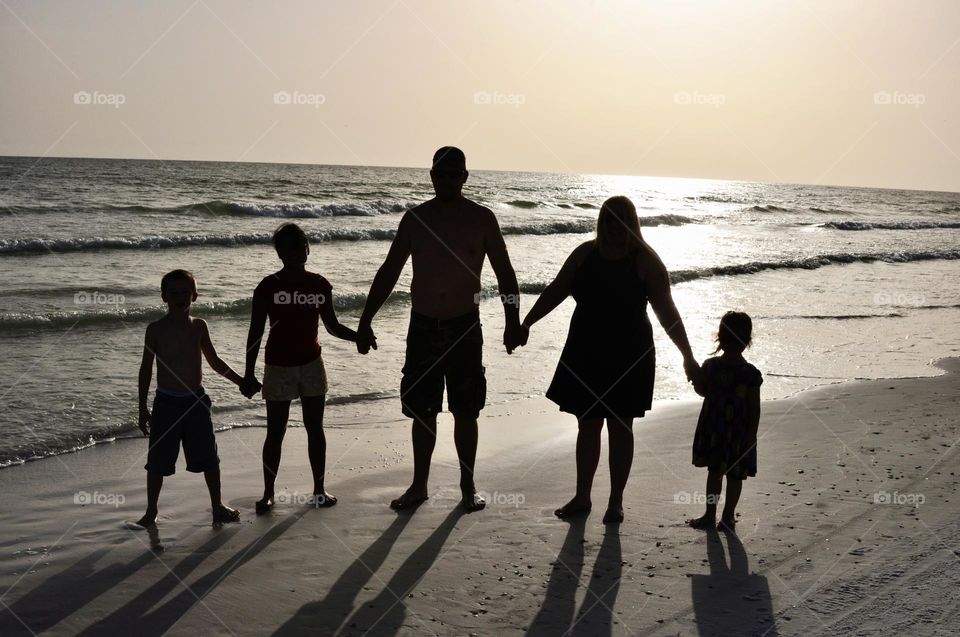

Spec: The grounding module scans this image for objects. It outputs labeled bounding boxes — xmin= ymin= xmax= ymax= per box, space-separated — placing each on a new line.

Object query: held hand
xmin=683 ymin=357 xmax=702 ymax=385
xmin=240 ymin=376 xmax=262 ymax=399
xmin=357 ymin=324 xmax=378 ymax=355
xmin=503 ymin=322 xmax=527 ymax=354
xmin=138 ymin=407 xmax=151 ymax=436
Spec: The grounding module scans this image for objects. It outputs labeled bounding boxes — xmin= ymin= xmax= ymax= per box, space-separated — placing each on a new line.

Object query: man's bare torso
xmin=406 ymin=198 xmax=490 ymax=319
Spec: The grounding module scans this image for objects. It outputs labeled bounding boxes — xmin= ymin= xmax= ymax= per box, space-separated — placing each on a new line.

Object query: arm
xmin=691 ymin=361 xmax=707 ymax=397
xmin=357 ymin=214 xmax=413 ymax=353
xmin=484 ymin=210 xmax=523 ymax=353
xmin=319 ymin=290 xmax=358 ymax=343
xmin=747 ymin=385 xmax=761 ymax=444
xmin=642 ymin=247 xmax=699 ymax=378
xmin=200 ymin=320 xmax=244 ymax=386
xmin=137 ymin=325 xmax=156 ymax=436
xmin=243 ymin=290 xmax=268 ymax=386
xmin=522 ymin=241 xmax=591 ymax=329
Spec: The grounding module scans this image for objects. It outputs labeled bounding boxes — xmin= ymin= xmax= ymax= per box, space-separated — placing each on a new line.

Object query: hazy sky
xmin=2 ymin=1 xmax=958 ymax=191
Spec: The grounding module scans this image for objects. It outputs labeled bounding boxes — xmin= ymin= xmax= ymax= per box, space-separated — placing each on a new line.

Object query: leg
xmin=453 ymin=415 xmax=485 ymax=512
xmin=604 ymin=415 xmax=634 ymax=524
xmin=390 ymin=414 xmax=437 ymax=510
xmin=205 ymin=467 xmax=240 ymax=524
xmin=688 ymin=470 xmax=723 ymax=528
xmin=137 ymin=472 xmax=163 ymax=527
xmin=257 ymin=399 xmax=291 ymax=514
xmin=302 ymin=395 xmax=337 ymax=507
xmin=719 ymin=477 xmax=743 ymax=531
xmin=555 ymin=417 xmax=603 ymax=518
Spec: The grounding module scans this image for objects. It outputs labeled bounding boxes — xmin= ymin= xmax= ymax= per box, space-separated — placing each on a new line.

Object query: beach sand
xmin=1 ymin=360 xmax=959 ymax=636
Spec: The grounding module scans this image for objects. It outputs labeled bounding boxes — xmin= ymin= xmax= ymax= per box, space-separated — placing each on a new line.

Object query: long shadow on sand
xmin=691 ymin=529 xmax=778 ymax=636
xmin=75 ymin=512 xmax=303 ymax=637
xmin=0 ymin=546 xmax=157 ymax=636
xmin=331 ymin=507 xmax=464 ymax=636
xmin=272 ymin=509 xmax=416 ymax=635
xmin=525 ymin=517 xmax=588 ymax=636
xmin=572 ymin=526 xmax=622 ymax=636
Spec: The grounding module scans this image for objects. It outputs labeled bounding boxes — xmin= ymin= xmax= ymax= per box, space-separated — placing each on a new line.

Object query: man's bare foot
xmin=460 ymin=491 xmax=486 ymax=513
xmin=212 ymin=504 xmax=240 ymax=525
xmin=717 ymin=517 xmax=737 ymax=532
xmin=134 ymin=512 xmax=157 ymax=528
xmin=390 ymin=487 xmax=428 ymax=511
xmin=310 ymin=492 xmax=338 ymax=508
xmin=686 ymin=514 xmax=716 ymax=529
xmin=255 ymin=497 xmax=274 ymax=516
xmin=602 ymin=508 xmax=624 ymax=524
xmin=554 ymin=497 xmax=592 ymax=519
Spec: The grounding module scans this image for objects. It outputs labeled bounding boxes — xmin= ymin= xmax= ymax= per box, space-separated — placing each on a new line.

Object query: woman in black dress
xmin=522 ymin=196 xmax=699 ymax=524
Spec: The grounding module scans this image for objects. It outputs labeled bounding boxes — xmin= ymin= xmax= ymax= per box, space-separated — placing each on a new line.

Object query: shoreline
xmin=1 ymin=356 xmax=951 ymax=472
xmin=1 ymin=360 xmax=958 ymax=635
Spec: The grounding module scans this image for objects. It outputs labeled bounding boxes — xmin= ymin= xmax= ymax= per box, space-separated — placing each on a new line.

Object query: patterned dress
xmin=691 ymin=356 xmax=763 ymax=479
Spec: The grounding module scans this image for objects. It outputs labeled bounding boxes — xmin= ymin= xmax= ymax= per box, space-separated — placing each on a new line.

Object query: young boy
xmin=136 ymin=269 xmax=250 ymax=527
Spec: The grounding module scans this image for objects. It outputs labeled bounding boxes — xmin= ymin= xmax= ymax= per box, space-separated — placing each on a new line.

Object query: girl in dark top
xmin=687 ymin=311 xmax=762 ymax=532
xmin=243 ymin=223 xmax=358 ymax=515
xmin=522 ymin=196 xmax=699 ymax=524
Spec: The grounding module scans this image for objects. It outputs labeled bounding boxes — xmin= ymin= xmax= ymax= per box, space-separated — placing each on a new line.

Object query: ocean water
xmin=1 ymin=156 xmax=959 ymax=467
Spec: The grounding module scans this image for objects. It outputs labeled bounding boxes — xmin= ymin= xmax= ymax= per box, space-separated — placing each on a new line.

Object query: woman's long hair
xmin=596 ymin=196 xmax=643 ymax=257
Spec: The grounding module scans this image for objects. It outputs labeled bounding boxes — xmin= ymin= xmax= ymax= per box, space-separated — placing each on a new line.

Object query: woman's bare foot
xmin=212 ymin=504 xmax=240 ymax=525
xmin=686 ymin=514 xmax=716 ymax=529
xmin=390 ymin=487 xmax=428 ymax=511
xmin=310 ymin=492 xmax=338 ymax=508
xmin=717 ymin=516 xmax=737 ymax=532
xmin=255 ymin=496 xmax=274 ymax=516
xmin=460 ymin=490 xmax=486 ymax=513
xmin=135 ymin=511 xmax=158 ymax=528
xmin=554 ymin=497 xmax=592 ymax=519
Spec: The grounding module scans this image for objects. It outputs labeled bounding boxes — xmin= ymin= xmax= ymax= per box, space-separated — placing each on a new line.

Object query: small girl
xmin=687 ymin=311 xmax=762 ymax=532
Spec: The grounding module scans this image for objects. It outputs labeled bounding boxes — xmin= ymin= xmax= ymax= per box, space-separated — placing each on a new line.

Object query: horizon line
xmin=1 ymin=153 xmax=958 ymax=196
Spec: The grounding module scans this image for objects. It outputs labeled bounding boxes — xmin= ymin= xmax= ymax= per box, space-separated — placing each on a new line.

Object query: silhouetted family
xmin=135 ymin=146 xmax=762 ymax=534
